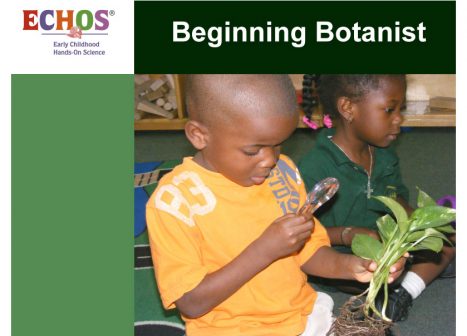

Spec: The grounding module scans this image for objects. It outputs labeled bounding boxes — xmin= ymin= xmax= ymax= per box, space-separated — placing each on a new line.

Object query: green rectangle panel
xmin=12 ymin=75 xmax=134 ymax=336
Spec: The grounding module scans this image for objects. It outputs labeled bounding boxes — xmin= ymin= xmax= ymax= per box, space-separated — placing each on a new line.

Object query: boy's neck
xmin=193 ymin=152 xmax=212 ymax=171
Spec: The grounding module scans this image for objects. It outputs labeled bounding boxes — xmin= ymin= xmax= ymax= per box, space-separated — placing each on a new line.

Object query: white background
xmin=4 ymin=0 xmax=134 ymax=74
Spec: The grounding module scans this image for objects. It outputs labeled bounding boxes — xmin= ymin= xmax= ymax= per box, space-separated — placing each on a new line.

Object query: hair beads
xmin=302 ymin=74 xmax=331 ymax=130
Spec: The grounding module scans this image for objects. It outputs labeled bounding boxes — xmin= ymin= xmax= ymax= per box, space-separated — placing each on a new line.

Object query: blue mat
xmin=134 ymin=162 xmax=163 ymax=237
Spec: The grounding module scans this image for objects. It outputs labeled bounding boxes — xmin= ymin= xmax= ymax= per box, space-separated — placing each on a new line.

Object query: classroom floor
xmin=135 ymin=127 xmax=456 ymax=336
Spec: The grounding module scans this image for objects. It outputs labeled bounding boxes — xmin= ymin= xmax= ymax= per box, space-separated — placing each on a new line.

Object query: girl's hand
xmin=254 ymin=214 xmax=315 ymax=263
xmin=343 ymin=227 xmax=380 ymax=246
xmin=351 ymin=253 xmax=408 ymax=283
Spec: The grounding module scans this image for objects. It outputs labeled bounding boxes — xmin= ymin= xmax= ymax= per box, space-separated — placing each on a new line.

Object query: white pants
xmin=300 ymin=292 xmax=335 ymax=336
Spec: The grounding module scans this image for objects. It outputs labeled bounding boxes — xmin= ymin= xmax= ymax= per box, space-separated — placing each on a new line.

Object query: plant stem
xmin=364 ymin=230 xmax=411 ymax=321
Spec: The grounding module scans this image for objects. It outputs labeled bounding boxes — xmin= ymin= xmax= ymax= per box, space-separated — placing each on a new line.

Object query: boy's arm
xmin=175 ymin=238 xmax=269 ymax=319
xmin=300 ymin=246 xmax=406 ymax=283
xmin=176 ymin=214 xmax=314 ymax=319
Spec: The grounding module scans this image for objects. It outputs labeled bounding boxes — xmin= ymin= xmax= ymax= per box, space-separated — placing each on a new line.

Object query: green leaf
xmin=406 ymin=230 xmax=425 ymax=243
xmin=373 ymin=196 xmax=408 ymax=231
xmin=436 ymin=224 xmax=456 ymax=234
xmin=410 ymin=206 xmax=456 ymax=231
xmin=416 ymin=187 xmax=437 ymax=208
xmin=407 ymin=227 xmax=452 ymax=248
xmin=351 ymin=234 xmax=384 ymax=261
xmin=376 ymin=214 xmax=397 ymax=246
xmin=424 ymin=228 xmax=452 ymax=244
xmin=398 ymin=220 xmax=411 ymax=234
xmin=408 ymin=236 xmax=443 ymax=253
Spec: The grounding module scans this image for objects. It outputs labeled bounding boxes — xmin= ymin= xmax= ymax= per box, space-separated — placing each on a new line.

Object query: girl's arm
xmin=327 ymin=197 xmax=412 ymax=247
xmin=326 ymin=226 xmax=380 ymax=246
xmin=175 ymin=214 xmax=314 ymax=319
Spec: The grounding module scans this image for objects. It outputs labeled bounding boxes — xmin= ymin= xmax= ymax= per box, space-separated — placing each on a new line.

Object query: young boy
xmin=146 ymin=75 xmax=405 ymax=336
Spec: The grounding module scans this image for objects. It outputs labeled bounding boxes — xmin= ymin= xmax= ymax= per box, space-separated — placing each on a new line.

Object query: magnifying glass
xmin=298 ymin=177 xmax=339 ymax=219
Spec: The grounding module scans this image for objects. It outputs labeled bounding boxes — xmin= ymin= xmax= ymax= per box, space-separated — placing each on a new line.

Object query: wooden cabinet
xmin=134 ymin=74 xmax=188 ymax=131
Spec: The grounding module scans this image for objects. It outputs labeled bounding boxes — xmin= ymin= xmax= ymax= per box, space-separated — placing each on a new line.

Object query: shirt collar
xmin=316 ymin=128 xmax=399 ymax=170
xmin=316 ymin=128 xmax=352 ymax=166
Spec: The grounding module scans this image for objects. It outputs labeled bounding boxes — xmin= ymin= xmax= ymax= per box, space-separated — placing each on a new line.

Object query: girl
xmin=298 ymin=75 xmax=455 ymax=322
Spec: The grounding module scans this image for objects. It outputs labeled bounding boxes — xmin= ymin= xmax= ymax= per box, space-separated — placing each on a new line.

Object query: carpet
xmin=133 ymin=160 xmax=456 ymax=336
xmin=134 ymin=160 xmax=185 ymax=336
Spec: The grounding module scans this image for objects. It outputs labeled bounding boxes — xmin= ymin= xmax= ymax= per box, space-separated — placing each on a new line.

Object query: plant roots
xmin=327 ymin=295 xmax=395 ymax=336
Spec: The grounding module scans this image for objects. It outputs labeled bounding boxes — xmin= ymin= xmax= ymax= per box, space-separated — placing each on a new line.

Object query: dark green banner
xmin=135 ymin=1 xmax=455 ymax=74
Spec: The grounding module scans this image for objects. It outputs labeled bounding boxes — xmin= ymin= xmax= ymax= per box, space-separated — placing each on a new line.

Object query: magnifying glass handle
xmin=297 ymin=202 xmax=318 ymax=219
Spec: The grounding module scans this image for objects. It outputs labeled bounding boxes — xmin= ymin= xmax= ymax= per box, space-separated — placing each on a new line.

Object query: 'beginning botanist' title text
xmin=173 ymin=21 xmax=427 ymax=48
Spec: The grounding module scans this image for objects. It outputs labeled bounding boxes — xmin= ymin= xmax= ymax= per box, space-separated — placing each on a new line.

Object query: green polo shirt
xmin=298 ymin=128 xmax=409 ymax=230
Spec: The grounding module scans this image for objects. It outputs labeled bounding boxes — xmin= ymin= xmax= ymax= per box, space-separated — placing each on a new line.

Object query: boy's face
xmin=353 ymin=76 xmax=406 ymax=147
xmin=200 ymin=111 xmax=298 ymax=187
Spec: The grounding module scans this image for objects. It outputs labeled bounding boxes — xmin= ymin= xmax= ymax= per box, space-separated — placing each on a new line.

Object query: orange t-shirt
xmin=146 ymin=155 xmax=330 ymax=336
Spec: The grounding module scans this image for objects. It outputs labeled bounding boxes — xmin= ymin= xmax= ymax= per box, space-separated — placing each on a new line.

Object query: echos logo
xmin=23 ymin=10 xmax=112 ymax=32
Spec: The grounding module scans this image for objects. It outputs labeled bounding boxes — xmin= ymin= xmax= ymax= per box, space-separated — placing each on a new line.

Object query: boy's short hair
xmin=185 ymin=74 xmax=297 ymax=126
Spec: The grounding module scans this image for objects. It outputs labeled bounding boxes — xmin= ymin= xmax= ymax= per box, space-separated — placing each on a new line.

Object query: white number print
xmin=154 ymin=171 xmax=216 ymax=226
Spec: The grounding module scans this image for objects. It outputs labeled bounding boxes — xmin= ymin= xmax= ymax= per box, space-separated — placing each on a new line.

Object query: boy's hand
xmin=255 ymin=214 xmax=314 ymax=263
xmin=351 ymin=253 xmax=408 ymax=283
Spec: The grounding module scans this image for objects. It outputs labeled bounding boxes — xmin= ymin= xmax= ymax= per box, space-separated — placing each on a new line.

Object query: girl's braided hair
xmin=302 ymin=74 xmax=406 ymax=120
xmin=301 ymin=74 xmax=320 ymax=121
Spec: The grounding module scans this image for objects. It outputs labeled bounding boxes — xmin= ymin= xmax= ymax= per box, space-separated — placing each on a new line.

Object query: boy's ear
xmin=336 ymin=96 xmax=355 ymax=123
xmin=185 ymin=120 xmax=209 ymax=150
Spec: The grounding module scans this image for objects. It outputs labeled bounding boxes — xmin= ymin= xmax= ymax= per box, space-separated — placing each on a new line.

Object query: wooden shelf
xmin=134 ymin=74 xmax=187 ymax=130
xmin=134 ymin=75 xmax=455 ymax=130
xmin=135 ymin=118 xmax=188 ymax=131
xmin=135 ymin=110 xmax=322 ymax=131
xmin=401 ymin=110 xmax=455 ymax=127
xmin=134 ymin=110 xmax=455 ymax=130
